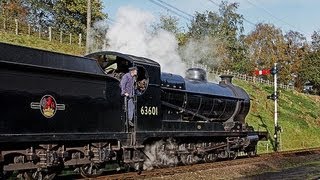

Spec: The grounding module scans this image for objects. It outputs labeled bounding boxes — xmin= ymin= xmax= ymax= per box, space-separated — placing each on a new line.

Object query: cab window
xmin=136 ymin=66 xmax=148 ymax=95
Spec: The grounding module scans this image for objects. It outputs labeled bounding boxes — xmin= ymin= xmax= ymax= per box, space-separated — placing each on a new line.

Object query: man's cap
xmin=129 ymin=66 xmax=138 ymax=71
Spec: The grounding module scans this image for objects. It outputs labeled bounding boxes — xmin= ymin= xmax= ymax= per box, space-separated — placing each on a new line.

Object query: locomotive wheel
xmin=229 ymin=152 xmax=238 ymax=160
xmin=186 ymin=154 xmax=195 ymax=165
xmin=43 ymin=173 xmax=56 ymax=180
xmin=204 ymin=153 xmax=217 ymax=163
xmin=180 ymin=154 xmax=196 ymax=165
xmin=80 ymin=163 xmax=103 ymax=178
xmin=22 ymin=171 xmax=42 ymax=180
xmin=247 ymin=150 xmax=257 ymax=157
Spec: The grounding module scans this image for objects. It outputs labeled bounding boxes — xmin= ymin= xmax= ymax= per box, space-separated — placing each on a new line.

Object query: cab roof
xmin=85 ymin=51 xmax=160 ymax=67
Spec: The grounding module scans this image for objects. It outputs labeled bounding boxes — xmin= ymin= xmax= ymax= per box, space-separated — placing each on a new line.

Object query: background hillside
xmin=0 ymin=31 xmax=84 ymax=55
xmin=233 ymin=79 xmax=320 ymax=153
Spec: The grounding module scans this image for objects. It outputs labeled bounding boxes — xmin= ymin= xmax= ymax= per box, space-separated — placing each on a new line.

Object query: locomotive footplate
xmin=137 ymin=131 xmax=265 ymax=139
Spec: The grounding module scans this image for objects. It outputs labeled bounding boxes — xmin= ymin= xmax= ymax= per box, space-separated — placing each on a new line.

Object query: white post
xmin=15 ymin=19 xmax=18 ymax=35
xmin=48 ymin=27 xmax=52 ymax=41
xmin=60 ymin=31 xmax=63 ymax=43
xmin=69 ymin=33 xmax=72 ymax=44
xmin=79 ymin=33 xmax=82 ymax=47
xmin=39 ymin=26 xmax=41 ymax=38
xmin=28 ymin=24 xmax=31 ymax=36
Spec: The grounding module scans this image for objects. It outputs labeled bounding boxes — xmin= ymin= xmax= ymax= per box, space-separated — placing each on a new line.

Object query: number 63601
xmin=140 ymin=106 xmax=159 ymax=115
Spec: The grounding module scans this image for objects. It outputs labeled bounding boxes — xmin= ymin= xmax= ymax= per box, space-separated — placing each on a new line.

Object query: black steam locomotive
xmin=0 ymin=42 xmax=267 ymax=179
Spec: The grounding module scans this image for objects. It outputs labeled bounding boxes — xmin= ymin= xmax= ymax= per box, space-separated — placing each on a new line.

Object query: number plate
xmin=140 ymin=106 xmax=159 ymax=116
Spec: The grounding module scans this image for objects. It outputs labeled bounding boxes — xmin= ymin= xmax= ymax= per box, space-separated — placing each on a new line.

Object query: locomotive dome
xmin=185 ymin=68 xmax=207 ymax=82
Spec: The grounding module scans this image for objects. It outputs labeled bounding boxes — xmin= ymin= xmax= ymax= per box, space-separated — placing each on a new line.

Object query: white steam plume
xmin=143 ymin=139 xmax=179 ymax=170
xmin=180 ymin=36 xmax=223 ymax=82
xmin=180 ymin=36 xmax=222 ymax=69
xmin=88 ymin=20 xmax=109 ymax=52
xmin=106 ymin=6 xmax=186 ymax=75
xmin=143 ymin=139 xmax=204 ymax=170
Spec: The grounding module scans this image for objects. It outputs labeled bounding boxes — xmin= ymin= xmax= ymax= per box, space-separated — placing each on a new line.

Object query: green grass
xmin=0 ymin=31 xmax=85 ymax=56
xmin=233 ymin=79 xmax=320 ymax=153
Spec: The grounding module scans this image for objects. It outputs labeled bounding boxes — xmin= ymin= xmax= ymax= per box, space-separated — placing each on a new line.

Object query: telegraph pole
xmin=86 ymin=0 xmax=91 ymax=54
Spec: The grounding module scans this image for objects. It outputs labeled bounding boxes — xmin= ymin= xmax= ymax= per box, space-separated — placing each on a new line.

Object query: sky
xmin=102 ymin=0 xmax=320 ymax=41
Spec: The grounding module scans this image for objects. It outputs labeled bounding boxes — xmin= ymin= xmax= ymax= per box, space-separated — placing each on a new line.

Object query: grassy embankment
xmin=233 ymin=79 xmax=320 ymax=153
xmin=0 ymin=31 xmax=85 ymax=56
xmin=2 ymin=31 xmax=319 ymax=154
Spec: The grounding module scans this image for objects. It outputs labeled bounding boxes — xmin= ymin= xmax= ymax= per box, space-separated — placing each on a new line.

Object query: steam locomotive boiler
xmin=0 ymin=42 xmax=267 ymax=179
xmin=161 ymin=68 xmax=250 ymax=124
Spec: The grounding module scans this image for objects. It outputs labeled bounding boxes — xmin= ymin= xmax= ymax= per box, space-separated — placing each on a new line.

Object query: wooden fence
xmin=0 ymin=16 xmax=83 ymax=47
xmin=187 ymin=62 xmax=294 ymax=90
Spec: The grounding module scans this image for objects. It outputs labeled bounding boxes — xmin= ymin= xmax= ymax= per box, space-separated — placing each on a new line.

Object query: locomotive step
xmin=122 ymin=145 xmax=145 ymax=149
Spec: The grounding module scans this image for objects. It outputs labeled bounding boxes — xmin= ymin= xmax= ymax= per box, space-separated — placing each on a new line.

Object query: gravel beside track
xmin=91 ymin=147 xmax=320 ymax=180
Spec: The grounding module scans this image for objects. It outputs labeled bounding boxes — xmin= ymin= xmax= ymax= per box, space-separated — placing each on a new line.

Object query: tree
xmin=218 ymin=1 xmax=244 ymax=41
xmin=24 ymin=0 xmax=55 ymax=28
xmin=1 ymin=0 xmax=28 ymax=21
xmin=185 ymin=1 xmax=247 ymax=72
xmin=187 ymin=11 xmax=221 ymax=39
xmin=53 ymin=0 xmax=106 ymax=35
xmin=284 ymin=30 xmax=309 ymax=90
xmin=153 ymin=14 xmax=180 ymax=35
xmin=300 ymin=51 xmax=320 ymax=95
xmin=152 ymin=14 xmax=189 ymax=46
xmin=244 ymin=23 xmax=290 ymax=82
xmin=311 ymin=30 xmax=320 ymax=51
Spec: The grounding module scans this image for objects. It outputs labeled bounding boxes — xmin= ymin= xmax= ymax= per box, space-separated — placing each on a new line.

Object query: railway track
xmin=88 ymin=147 xmax=320 ymax=180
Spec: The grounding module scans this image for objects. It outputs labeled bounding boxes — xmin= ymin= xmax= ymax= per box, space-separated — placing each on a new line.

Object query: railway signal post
xmin=255 ymin=63 xmax=281 ymax=151
xmin=269 ymin=63 xmax=280 ymax=152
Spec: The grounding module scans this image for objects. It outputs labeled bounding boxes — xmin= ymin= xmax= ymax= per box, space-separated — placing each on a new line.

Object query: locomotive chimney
xmin=219 ymin=75 xmax=233 ymax=84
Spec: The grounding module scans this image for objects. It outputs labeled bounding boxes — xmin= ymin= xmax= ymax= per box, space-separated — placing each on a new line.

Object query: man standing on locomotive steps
xmin=120 ymin=66 xmax=138 ymax=127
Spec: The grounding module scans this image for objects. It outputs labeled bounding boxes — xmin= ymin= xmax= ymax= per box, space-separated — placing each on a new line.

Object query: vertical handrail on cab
xmin=132 ymin=94 xmax=137 ymax=146
xmin=124 ymin=96 xmax=128 ymax=133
